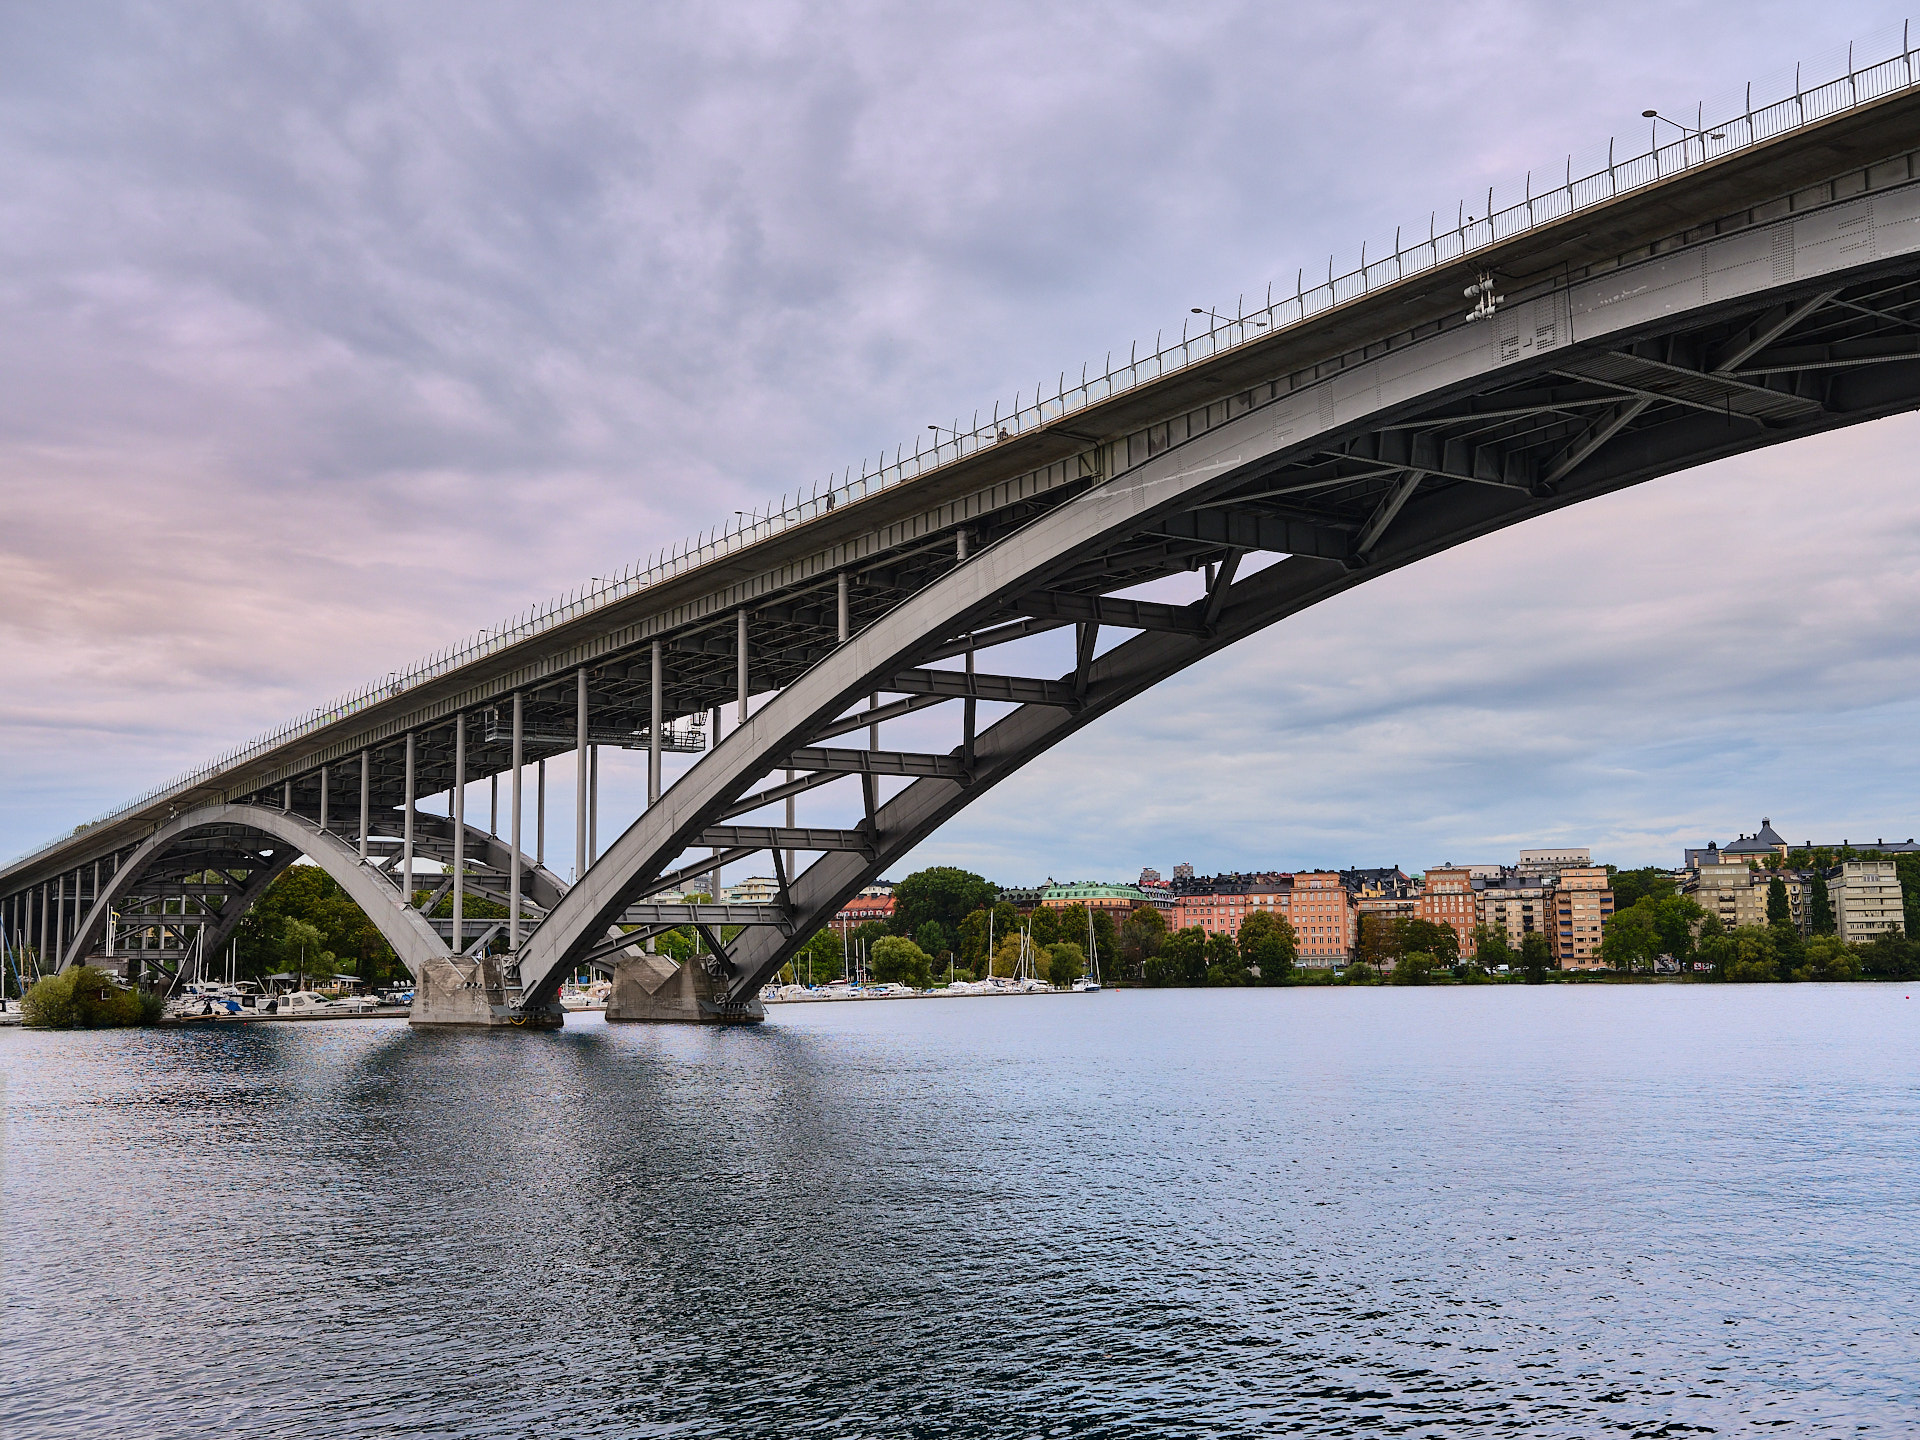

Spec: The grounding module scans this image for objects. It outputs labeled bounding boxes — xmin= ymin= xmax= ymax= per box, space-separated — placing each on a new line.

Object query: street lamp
xmin=1190 ymin=307 xmax=1268 ymax=329
xmin=1643 ymin=109 xmax=1726 ymax=141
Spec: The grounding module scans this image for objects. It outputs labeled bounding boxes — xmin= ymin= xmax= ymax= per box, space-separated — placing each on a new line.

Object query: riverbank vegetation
xmin=21 ymin=966 xmax=164 ymax=1028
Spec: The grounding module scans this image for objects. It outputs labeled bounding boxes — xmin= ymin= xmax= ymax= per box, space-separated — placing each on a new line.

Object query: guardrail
xmin=12 ymin=22 xmax=1920 ymax=872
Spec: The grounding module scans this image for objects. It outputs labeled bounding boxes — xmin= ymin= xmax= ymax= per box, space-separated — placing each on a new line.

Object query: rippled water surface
xmin=5 ymin=985 xmax=1919 ymax=1437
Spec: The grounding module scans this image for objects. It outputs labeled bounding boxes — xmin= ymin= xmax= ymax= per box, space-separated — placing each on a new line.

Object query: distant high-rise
xmin=1138 ymin=866 xmax=1162 ymax=887
xmin=1172 ymin=862 xmax=1195 ymax=881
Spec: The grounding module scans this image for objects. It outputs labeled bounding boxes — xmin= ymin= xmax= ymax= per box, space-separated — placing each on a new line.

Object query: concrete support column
xmin=575 ymin=668 xmax=588 ymax=882
xmin=956 ymin=527 xmax=969 ymax=561
xmin=490 ymin=774 xmax=498 ymax=838
xmin=283 ymin=781 xmax=292 ymax=812
xmin=402 ymin=733 xmax=416 ymax=907
xmin=452 ymin=714 xmax=465 ymax=956
xmin=536 ymin=759 xmax=546 ymax=869
xmin=837 ymin=571 xmax=850 ymax=643
xmin=319 ymin=767 xmax=329 ymax=833
xmin=708 ymin=705 xmax=723 ymax=902
xmin=648 ymin=640 xmax=663 ymax=805
xmin=38 ymin=883 xmax=48 ymax=971
xmin=736 ymin=609 xmax=749 ymax=724
xmin=588 ymin=744 xmax=599 ymax=868
xmin=510 ymin=692 xmax=524 ymax=953
xmin=358 ymin=751 xmax=370 ymax=861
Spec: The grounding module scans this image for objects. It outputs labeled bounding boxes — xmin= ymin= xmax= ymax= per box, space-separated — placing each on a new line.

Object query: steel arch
xmin=511 ymin=184 xmax=1920 ymax=1009
xmin=60 ymin=803 xmax=447 ymax=979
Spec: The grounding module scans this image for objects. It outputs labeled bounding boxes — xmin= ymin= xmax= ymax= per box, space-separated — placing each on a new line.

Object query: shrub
xmin=869 ymin=936 xmax=932 ymax=989
xmin=1392 ymin=952 xmax=1437 ymax=986
xmin=22 ymin=966 xmax=158 ymax=1028
xmin=1046 ymin=942 xmax=1085 ymax=989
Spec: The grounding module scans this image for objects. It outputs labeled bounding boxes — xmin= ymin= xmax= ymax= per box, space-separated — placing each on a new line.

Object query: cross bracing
xmin=12 ymin=82 xmax=1920 ymax=1023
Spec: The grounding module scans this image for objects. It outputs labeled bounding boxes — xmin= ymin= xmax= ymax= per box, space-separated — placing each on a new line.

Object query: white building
xmin=724 ymin=876 xmax=780 ymax=905
xmin=1828 ymin=861 xmax=1906 ymax=944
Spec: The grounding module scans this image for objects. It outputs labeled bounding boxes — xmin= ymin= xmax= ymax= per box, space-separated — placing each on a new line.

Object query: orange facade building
xmin=1417 ymin=867 xmax=1478 ymax=958
xmin=832 ymin=894 xmax=896 ymax=934
xmin=1287 ymin=873 xmax=1353 ymax=965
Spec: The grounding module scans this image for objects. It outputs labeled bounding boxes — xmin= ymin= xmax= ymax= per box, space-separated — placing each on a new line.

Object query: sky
xmin=6 ymin=1 xmax=1920 ymax=888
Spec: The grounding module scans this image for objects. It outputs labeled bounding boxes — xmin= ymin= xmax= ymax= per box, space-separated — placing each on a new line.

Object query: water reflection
xmin=5 ymin=986 xmax=1918 ymax=1436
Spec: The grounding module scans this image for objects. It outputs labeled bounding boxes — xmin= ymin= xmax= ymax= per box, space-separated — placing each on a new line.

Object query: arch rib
xmin=61 ymin=803 xmax=448 ymax=980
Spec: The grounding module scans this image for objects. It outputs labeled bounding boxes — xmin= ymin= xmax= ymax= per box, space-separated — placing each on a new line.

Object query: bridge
xmin=11 ymin=40 xmax=1920 ymax=1025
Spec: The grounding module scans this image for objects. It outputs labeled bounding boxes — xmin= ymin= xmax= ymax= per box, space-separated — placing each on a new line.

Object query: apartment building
xmin=1171 ymin=877 xmax=1289 ymax=938
xmin=832 ymin=894 xmax=896 ymax=933
xmin=1829 ymin=860 xmax=1907 ymax=944
xmin=1041 ymin=882 xmax=1151 ymax=915
xmin=1480 ymin=873 xmax=1549 ymax=949
xmin=1288 ymin=873 xmax=1354 ymax=966
xmin=1417 ymin=867 xmax=1478 ymax=958
xmin=1516 ymin=847 xmax=1592 ymax=878
xmin=1549 ymin=866 xmax=1614 ymax=969
xmin=1684 ymin=863 xmax=1771 ymax=931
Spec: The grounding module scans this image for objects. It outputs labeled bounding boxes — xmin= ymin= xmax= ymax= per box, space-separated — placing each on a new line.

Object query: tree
xmin=1471 ymin=923 xmax=1513 ymax=972
xmin=1400 ymin=918 xmax=1459 ymax=967
xmin=1766 ymin=876 xmax=1791 ymax=925
xmin=1520 ymin=932 xmax=1552 ymax=984
xmin=1650 ymin=895 xmax=1705 ymax=968
xmin=1355 ymin=913 xmax=1401 ymax=969
xmin=1117 ymin=905 xmax=1168 ymax=981
xmin=1393 ymin=951 xmax=1437 ymax=985
xmin=1608 ymin=866 xmax=1678 ymax=910
xmin=1769 ymin=919 xmax=1804 ymax=979
xmin=913 ymin=920 xmax=951 ymax=963
xmin=1146 ymin=926 xmax=1208 ymax=987
xmin=891 ymin=868 xmax=999 ymax=941
xmin=1798 ymin=933 xmax=1861 ymax=982
xmin=869 ymin=935 xmax=933 ymax=988
xmin=1600 ymin=903 xmax=1658 ymax=973
xmin=1699 ymin=921 xmax=1776 ymax=982
xmin=1859 ymin=931 xmax=1919 ymax=981
xmin=1204 ymin=930 xmax=1249 ymax=986
xmin=22 ymin=965 xmax=160 ymax=1028
xmin=1239 ymin=910 xmax=1298 ymax=986
xmin=1809 ymin=875 xmax=1836 ymax=935
xmin=1027 ymin=906 xmax=1061 ymax=946
xmin=1046 ymin=942 xmax=1085 ymax=989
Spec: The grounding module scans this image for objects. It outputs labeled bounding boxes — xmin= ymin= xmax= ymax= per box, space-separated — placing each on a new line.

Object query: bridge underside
xmin=11 ymin=109 xmax=1920 ymax=1026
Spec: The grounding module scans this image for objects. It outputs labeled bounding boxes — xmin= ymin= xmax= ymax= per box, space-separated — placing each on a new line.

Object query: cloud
xmin=2 ymin=0 xmax=1915 ymax=879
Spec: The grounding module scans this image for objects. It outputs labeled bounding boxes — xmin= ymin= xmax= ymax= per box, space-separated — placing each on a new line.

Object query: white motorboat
xmin=560 ymin=980 xmax=611 ymax=1011
xmin=259 ymin=989 xmax=358 ymax=1018
xmin=1071 ymin=976 xmax=1102 ymax=992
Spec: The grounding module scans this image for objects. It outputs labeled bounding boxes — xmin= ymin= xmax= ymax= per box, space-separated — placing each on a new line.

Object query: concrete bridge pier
xmin=410 ymin=955 xmax=565 ymax=1029
xmin=605 ymin=951 xmax=765 ymax=1024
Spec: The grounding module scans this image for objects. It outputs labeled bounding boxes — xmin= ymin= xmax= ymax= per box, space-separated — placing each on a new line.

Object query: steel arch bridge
xmin=12 ymin=63 xmax=1920 ymax=1025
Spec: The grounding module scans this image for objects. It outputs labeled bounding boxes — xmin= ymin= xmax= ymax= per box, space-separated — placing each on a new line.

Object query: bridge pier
xmin=605 ymin=951 xmax=764 ymax=1025
xmin=409 ymin=956 xmax=565 ymax=1029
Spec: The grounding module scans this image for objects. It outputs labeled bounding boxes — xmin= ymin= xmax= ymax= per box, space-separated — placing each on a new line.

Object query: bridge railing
xmin=12 ymin=22 xmax=1920 ymax=872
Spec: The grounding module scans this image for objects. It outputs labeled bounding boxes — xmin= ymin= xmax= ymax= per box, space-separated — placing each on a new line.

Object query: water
xmin=4 ymin=985 xmax=1918 ymax=1437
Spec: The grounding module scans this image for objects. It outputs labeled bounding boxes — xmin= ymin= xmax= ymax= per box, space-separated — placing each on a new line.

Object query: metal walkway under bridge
xmin=13 ymin=45 xmax=1920 ymax=1025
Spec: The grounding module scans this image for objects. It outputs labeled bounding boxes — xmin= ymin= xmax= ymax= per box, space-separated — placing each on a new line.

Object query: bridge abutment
xmin=605 ymin=951 xmax=764 ymax=1025
xmin=409 ymin=956 xmax=564 ymax=1030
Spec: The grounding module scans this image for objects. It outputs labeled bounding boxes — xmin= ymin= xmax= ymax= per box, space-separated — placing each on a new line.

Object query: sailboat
xmin=1073 ymin=908 xmax=1103 ymax=992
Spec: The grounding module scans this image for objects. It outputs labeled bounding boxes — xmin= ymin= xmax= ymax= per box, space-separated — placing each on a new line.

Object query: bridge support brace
xmin=605 ymin=952 xmax=765 ymax=1025
xmin=409 ymin=956 xmax=564 ymax=1030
